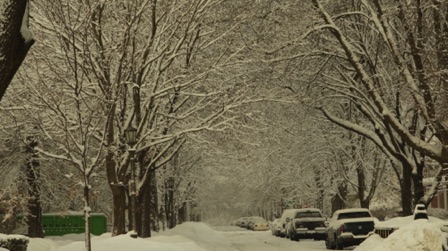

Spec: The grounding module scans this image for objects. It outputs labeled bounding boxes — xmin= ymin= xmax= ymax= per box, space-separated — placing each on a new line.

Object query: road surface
xmin=211 ymin=226 xmax=356 ymax=251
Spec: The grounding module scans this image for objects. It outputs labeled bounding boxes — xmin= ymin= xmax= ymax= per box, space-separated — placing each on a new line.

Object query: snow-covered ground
xmin=355 ymin=217 xmax=446 ymax=251
xmin=19 ymin=218 xmax=448 ymax=251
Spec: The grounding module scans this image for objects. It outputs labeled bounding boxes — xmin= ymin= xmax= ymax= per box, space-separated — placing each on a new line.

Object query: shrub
xmin=0 ymin=234 xmax=29 ymax=251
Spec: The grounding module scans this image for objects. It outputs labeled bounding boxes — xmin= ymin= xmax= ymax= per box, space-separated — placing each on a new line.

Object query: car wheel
xmin=290 ymin=233 xmax=297 ymax=241
xmin=325 ymin=237 xmax=334 ymax=250
xmin=290 ymin=234 xmax=295 ymax=241
xmin=335 ymin=240 xmax=344 ymax=250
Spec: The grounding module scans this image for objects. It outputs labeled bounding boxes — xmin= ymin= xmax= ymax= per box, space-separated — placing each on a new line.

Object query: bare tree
xmin=306 ymin=0 xmax=448 ymax=209
xmin=27 ymin=0 xmax=263 ymax=237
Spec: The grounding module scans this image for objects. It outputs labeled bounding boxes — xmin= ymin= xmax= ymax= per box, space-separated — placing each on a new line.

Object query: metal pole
xmin=130 ymin=148 xmax=137 ymax=238
xmin=169 ymin=189 xmax=174 ymax=228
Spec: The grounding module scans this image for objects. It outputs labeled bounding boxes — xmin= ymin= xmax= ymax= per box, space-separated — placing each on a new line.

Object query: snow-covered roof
xmin=296 ymin=208 xmax=322 ymax=212
xmin=42 ymin=211 xmax=106 ymax=217
xmin=334 ymin=208 xmax=371 ymax=214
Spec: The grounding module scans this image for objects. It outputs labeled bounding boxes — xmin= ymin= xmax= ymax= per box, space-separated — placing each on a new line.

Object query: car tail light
xmin=339 ymin=225 xmax=345 ymax=233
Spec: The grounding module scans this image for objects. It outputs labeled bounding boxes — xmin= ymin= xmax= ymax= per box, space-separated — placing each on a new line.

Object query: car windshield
xmin=296 ymin=212 xmax=322 ymax=218
xmin=338 ymin=212 xmax=371 ymax=219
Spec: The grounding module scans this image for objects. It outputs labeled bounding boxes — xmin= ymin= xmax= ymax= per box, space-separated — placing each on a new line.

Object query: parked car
xmin=235 ymin=217 xmax=250 ymax=228
xmin=278 ymin=208 xmax=301 ymax=238
xmin=413 ymin=203 xmax=428 ymax=220
xmin=325 ymin=208 xmax=377 ymax=250
xmin=270 ymin=218 xmax=282 ymax=236
xmin=287 ymin=208 xmax=327 ymax=241
xmin=247 ymin=216 xmax=270 ymax=231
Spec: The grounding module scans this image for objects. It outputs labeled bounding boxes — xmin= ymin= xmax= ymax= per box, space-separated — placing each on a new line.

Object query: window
xmin=338 ymin=212 xmax=371 ymax=220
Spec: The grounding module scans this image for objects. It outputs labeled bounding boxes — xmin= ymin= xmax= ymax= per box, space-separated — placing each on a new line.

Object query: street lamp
xmin=167 ymin=176 xmax=175 ymax=190
xmin=124 ymin=125 xmax=137 ymax=146
xmin=124 ymin=125 xmax=138 ymax=238
xmin=167 ymin=176 xmax=175 ymax=229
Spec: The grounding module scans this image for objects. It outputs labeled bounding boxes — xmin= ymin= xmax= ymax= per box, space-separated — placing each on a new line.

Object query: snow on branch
xmin=20 ymin=0 xmax=33 ymax=43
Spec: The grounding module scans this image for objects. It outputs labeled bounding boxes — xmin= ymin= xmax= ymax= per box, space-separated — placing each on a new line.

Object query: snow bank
xmin=27 ymin=237 xmax=58 ymax=251
xmin=51 ymin=232 xmax=206 ymax=251
xmin=355 ymin=219 xmax=443 ymax=251
xmin=160 ymin=222 xmax=237 ymax=251
xmin=28 ymin=222 xmax=238 ymax=251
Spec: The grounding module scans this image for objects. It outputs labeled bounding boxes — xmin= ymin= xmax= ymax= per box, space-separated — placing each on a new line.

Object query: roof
xmin=296 ymin=208 xmax=322 ymax=212
xmin=42 ymin=211 xmax=106 ymax=217
xmin=334 ymin=208 xmax=371 ymax=214
xmin=280 ymin=209 xmax=301 ymax=220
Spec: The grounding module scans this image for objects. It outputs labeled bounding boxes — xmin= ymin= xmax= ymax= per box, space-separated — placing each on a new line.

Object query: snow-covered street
xmin=21 ymin=219 xmax=447 ymax=251
xmin=27 ymin=223 xmax=359 ymax=251
xmin=212 ymin=225 xmax=332 ymax=251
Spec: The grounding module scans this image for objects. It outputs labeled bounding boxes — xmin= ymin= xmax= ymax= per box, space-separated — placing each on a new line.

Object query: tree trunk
xmin=83 ymin=184 xmax=92 ymax=251
xmin=105 ymin=102 xmax=127 ymax=236
xmin=412 ymin=160 xmax=425 ymax=206
xmin=110 ymin=186 xmax=127 ymax=236
xmin=356 ymin=164 xmax=369 ymax=208
xmin=331 ymin=183 xmax=347 ymax=214
xmin=149 ymin=169 xmax=159 ymax=232
xmin=401 ymin=162 xmax=413 ymax=216
xmin=25 ymin=137 xmax=44 ymax=238
xmin=314 ymin=168 xmax=324 ymax=210
xmin=0 ymin=0 xmax=34 ymax=101
xmin=138 ymin=180 xmax=151 ymax=238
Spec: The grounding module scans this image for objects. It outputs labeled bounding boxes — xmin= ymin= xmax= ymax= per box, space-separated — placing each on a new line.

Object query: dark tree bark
xmin=0 ymin=0 xmax=34 ymax=101
xmin=105 ymin=103 xmax=127 ymax=236
xmin=401 ymin=162 xmax=413 ymax=216
xmin=137 ymin=177 xmax=151 ymax=238
xmin=24 ymin=136 xmax=44 ymax=238
xmin=331 ymin=183 xmax=347 ymax=214
xmin=412 ymin=162 xmax=425 ymax=206
xmin=149 ymin=168 xmax=159 ymax=232
xmin=314 ymin=168 xmax=324 ymax=210
xmin=83 ymin=184 xmax=92 ymax=251
xmin=110 ymin=186 xmax=127 ymax=235
xmin=136 ymin=165 xmax=158 ymax=237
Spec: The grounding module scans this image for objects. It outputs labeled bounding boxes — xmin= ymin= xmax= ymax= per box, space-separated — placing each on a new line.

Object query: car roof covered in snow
xmin=334 ymin=208 xmax=371 ymax=214
xmin=296 ymin=208 xmax=322 ymax=212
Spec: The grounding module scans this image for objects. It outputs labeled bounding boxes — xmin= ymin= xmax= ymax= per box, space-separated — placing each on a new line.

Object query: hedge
xmin=0 ymin=234 xmax=29 ymax=251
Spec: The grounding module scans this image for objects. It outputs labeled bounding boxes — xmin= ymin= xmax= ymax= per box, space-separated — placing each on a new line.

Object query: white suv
xmin=278 ymin=209 xmax=301 ymax=238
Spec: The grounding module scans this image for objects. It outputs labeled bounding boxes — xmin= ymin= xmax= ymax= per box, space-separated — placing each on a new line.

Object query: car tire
xmin=290 ymin=233 xmax=297 ymax=241
xmin=325 ymin=237 xmax=334 ymax=250
xmin=335 ymin=240 xmax=344 ymax=250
